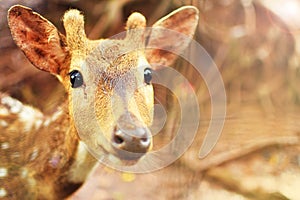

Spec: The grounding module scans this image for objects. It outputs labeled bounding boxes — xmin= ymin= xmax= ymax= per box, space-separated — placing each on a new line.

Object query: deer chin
xmin=112 ymin=148 xmax=148 ymax=163
xmin=95 ymin=143 xmax=147 ymax=166
xmin=108 ymin=154 xmax=142 ymax=166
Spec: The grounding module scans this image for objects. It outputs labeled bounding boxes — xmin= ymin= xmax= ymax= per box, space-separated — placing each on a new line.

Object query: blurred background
xmin=1 ymin=0 xmax=300 ymax=199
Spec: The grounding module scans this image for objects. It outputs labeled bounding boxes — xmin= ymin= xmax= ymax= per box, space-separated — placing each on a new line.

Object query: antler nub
xmin=126 ymin=12 xmax=146 ymax=30
xmin=126 ymin=12 xmax=146 ymax=48
xmin=63 ymin=10 xmax=87 ymax=52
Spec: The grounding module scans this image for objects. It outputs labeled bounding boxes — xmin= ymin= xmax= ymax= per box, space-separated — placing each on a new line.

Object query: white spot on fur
xmin=51 ymin=110 xmax=63 ymax=122
xmin=10 ymin=104 xmax=22 ymax=114
xmin=0 ymin=188 xmax=6 ymax=197
xmin=43 ymin=118 xmax=51 ymax=127
xmin=1 ymin=96 xmax=22 ymax=114
xmin=0 ymin=107 xmax=9 ymax=116
xmin=1 ymin=96 xmax=44 ymax=131
xmin=19 ymin=106 xmax=43 ymax=131
xmin=29 ymin=148 xmax=39 ymax=161
xmin=35 ymin=119 xmax=43 ymax=130
xmin=0 ymin=168 xmax=7 ymax=178
xmin=43 ymin=110 xmax=62 ymax=127
xmin=0 ymin=120 xmax=8 ymax=127
xmin=21 ymin=168 xmax=28 ymax=178
xmin=11 ymin=152 xmax=20 ymax=159
xmin=1 ymin=143 xmax=9 ymax=150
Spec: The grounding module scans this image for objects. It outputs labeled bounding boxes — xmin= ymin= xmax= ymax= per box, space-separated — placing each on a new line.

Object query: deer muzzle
xmin=111 ymin=112 xmax=151 ymax=160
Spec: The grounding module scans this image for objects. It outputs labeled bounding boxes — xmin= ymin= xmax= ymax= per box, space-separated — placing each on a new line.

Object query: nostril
xmin=140 ymin=136 xmax=150 ymax=147
xmin=141 ymin=137 xmax=148 ymax=142
xmin=113 ymin=135 xmax=124 ymax=145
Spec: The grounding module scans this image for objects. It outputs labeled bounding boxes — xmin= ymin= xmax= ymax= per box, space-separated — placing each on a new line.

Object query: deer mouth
xmin=95 ymin=130 xmax=151 ymax=166
xmin=96 ymin=144 xmax=148 ymax=166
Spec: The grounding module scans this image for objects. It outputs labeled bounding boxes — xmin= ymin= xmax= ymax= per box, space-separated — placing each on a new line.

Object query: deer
xmin=0 ymin=4 xmax=198 ymax=199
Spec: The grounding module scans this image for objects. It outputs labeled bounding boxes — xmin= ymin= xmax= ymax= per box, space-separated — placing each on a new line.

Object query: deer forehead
xmin=84 ymin=41 xmax=147 ymax=77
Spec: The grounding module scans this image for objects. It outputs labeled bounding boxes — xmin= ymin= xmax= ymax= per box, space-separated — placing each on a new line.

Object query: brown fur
xmin=1 ymin=5 xmax=199 ymax=199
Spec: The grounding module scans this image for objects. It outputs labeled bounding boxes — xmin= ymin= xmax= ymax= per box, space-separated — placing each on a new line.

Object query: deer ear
xmin=146 ymin=6 xmax=199 ymax=69
xmin=8 ymin=5 xmax=70 ymax=75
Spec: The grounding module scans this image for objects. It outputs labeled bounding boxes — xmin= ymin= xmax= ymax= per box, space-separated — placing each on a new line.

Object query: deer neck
xmin=34 ymin=100 xmax=98 ymax=198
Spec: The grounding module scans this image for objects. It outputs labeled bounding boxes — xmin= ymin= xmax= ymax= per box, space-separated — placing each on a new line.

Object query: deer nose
xmin=111 ymin=113 xmax=151 ymax=160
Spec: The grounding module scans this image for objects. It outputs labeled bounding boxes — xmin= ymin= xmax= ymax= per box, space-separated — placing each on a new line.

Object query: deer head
xmin=8 ymin=5 xmax=199 ymax=164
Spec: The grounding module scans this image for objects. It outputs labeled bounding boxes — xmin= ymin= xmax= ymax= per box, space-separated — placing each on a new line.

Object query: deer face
xmin=8 ymin=5 xmax=198 ymax=164
xmin=76 ymin=51 xmax=154 ymax=161
xmin=67 ymin=40 xmax=155 ymax=161
xmin=68 ymin=50 xmax=154 ymax=161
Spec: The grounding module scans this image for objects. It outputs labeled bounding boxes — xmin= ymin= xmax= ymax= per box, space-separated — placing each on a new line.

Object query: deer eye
xmin=69 ymin=70 xmax=84 ymax=88
xmin=144 ymin=68 xmax=152 ymax=85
